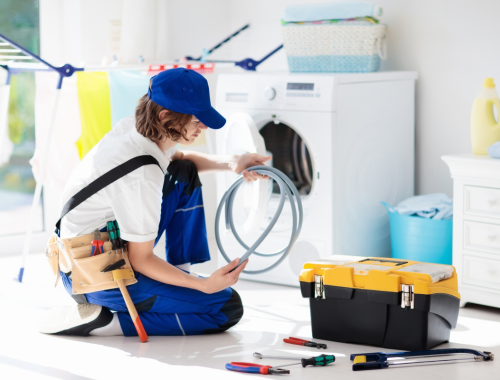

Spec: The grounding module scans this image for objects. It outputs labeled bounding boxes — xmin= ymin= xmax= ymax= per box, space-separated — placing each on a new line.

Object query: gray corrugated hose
xmin=215 ymin=165 xmax=303 ymax=274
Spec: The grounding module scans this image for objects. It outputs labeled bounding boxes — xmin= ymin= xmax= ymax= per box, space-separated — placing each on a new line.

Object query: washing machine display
xmin=215 ymin=71 xmax=417 ymax=286
xmin=286 ymin=82 xmax=314 ymax=90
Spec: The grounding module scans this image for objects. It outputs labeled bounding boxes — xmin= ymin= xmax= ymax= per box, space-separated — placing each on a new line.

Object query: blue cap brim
xmin=195 ymin=107 xmax=226 ymax=129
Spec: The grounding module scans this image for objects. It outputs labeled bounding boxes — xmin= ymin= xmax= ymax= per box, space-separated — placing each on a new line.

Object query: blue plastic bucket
xmin=381 ymin=201 xmax=453 ymax=265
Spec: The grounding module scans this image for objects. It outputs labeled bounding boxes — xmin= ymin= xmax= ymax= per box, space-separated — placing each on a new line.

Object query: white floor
xmin=1 ymin=253 xmax=499 ymax=380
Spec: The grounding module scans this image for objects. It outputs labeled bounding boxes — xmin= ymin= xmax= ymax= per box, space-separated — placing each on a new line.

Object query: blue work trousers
xmin=62 ymin=160 xmax=243 ymax=336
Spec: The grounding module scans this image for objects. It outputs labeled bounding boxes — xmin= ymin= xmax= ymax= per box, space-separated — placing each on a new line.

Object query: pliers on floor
xmin=226 ymin=362 xmax=289 ymax=375
xmin=284 ymin=336 xmax=327 ymax=349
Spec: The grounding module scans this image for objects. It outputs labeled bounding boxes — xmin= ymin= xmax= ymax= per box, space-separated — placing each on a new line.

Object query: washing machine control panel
xmin=216 ymin=73 xmax=337 ymax=112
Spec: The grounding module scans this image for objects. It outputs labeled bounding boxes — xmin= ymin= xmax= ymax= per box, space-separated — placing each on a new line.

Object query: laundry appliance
xmin=214 ymin=71 xmax=417 ymax=286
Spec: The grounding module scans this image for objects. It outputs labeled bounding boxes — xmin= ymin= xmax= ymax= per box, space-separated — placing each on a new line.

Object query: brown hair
xmin=135 ymin=94 xmax=192 ymax=142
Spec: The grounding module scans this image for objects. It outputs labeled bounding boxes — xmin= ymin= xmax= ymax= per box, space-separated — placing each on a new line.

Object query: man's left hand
xmin=232 ymin=153 xmax=272 ymax=182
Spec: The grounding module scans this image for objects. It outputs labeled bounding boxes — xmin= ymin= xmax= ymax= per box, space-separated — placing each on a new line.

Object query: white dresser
xmin=443 ymin=154 xmax=500 ymax=308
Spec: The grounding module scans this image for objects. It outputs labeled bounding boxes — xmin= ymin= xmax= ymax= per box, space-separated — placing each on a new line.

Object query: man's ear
xmin=158 ymin=109 xmax=169 ymax=121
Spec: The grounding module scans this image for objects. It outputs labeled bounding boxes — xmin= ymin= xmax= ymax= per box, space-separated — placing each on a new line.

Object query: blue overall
xmin=61 ymin=160 xmax=243 ymax=336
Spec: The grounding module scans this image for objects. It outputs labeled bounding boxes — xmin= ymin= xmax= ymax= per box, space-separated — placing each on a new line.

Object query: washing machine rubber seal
xmin=215 ymin=165 xmax=304 ymax=274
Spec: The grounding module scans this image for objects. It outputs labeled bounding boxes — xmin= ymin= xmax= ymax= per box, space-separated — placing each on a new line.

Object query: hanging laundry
xmin=30 ymin=72 xmax=81 ymax=191
xmin=0 ymin=70 xmax=13 ymax=166
xmin=108 ymin=69 xmax=207 ymax=147
xmin=75 ymin=72 xmax=112 ymax=159
xmin=108 ymin=70 xmax=151 ymax=126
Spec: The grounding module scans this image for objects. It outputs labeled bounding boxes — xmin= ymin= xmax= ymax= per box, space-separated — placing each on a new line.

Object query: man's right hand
xmin=202 ymin=258 xmax=249 ymax=294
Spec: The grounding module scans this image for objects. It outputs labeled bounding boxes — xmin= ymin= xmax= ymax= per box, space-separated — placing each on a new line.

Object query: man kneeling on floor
xmin=40 ymin=68 xmax=270 ymax=337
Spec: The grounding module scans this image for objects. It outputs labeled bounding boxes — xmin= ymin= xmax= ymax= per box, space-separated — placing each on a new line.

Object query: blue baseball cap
xmin=147 ymin=68 xmax=226 ymax=129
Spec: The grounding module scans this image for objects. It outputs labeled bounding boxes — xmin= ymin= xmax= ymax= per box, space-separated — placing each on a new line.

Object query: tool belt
xmin=46 ymin=231 xmax=137 ymax=294
xmin=45 ymin=155 xmax=163 ymax=294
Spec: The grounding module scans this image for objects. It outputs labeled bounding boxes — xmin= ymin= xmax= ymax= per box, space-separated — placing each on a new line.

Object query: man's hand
xmin=201 ymin=258 xmax=249 ymax=294
xmin=231 ymin=153 xmax=272 ymax=182
xmin=128 ymin=240 xmax=249 ymax=294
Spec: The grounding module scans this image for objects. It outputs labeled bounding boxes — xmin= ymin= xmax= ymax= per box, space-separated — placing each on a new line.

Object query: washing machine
xmin=214 ymin=71 xmax=417 ymax=286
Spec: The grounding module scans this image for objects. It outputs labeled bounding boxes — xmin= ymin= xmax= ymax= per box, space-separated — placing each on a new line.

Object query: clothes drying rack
xmin=0 ymin=25 xmax=283 ymax=283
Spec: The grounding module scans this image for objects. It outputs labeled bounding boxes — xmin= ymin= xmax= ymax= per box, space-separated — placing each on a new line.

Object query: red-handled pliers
xmin=225 ymin=362 xmax=290 ymax=375
xmin=284 ymin=337 xmax=328 ymax=349
xmin=91 ymin=229 xmax=104 ymax=257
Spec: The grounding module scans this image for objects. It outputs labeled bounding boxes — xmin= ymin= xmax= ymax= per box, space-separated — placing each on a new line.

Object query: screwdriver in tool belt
xmin=107 ymin=222 xmax=120 ymax=255
xmin=113 ymin=221 xmax=124 ymax=253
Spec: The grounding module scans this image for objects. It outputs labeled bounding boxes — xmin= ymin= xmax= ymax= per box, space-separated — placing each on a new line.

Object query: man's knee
xmin=163 ymin=160 xmax=201 ymax=197
xmin=222 ymin=288 xmax=244 ymax=329
xmin=204 ymin=288 xmax=244 ymax=334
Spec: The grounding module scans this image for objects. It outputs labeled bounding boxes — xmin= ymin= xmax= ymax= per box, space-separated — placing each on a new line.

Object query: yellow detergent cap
xmin=353 ymin=355 xmax=367 ymax=364
xmin=483 ymin=78 xmax=495 ymax=88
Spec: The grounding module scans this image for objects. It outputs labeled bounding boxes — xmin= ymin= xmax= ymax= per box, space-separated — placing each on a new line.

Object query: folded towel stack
xmin=395 ymin=193 xmax=453 ymax=220
xmin=282 ymin=1 xmax=383 ymax=23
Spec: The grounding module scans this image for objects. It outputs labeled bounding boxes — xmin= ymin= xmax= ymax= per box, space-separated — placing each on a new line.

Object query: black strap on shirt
xmin=55 ymin=155 xmax=162 ymax=234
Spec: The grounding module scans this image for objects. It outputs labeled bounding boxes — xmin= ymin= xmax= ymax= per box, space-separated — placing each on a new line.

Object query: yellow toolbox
xmin=299 ymin=257 xmax=460 ymax=351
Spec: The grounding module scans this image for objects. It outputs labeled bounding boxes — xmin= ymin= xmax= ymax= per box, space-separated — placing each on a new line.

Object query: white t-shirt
xmin=59 ymin=115 xmax=177 ymax=242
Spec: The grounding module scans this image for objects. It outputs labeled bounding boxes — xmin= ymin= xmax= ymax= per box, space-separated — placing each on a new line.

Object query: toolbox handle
xmin=358 ymin=258 xmax=408 ymax=266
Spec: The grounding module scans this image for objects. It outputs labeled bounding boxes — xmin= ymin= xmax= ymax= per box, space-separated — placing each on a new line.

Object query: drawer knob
xmin=488 ymin=198 xmax=498 ymax=207
xmin=487 ymin=234 xmax=497 ymax=242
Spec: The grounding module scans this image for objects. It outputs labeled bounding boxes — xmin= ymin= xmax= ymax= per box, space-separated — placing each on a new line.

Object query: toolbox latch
xmin=315 ymin=275 xmax=325 ymax=299
xmin=401 ymin=284 xmax=414 ymax=309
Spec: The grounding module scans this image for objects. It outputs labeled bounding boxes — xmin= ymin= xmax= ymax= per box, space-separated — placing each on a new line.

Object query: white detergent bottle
xmin=471 ymin=78 xmax=500 ymax=154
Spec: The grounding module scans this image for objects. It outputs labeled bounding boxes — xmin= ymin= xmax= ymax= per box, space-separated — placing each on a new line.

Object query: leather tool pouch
xmin=46 ymin=155 xmax=161 ymax=294
xmin=62 ymin=231 xmax=137 ymax=294
xmin=46 ymin=231 xmax=138 ymax=294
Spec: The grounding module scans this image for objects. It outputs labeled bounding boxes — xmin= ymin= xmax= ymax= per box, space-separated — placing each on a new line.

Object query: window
xmin=0 ymin=0 xmax=42 ymax=236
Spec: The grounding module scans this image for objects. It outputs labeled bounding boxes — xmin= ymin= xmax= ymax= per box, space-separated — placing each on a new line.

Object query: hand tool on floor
xmin=351 ymin=348 xmax=494 ymax=371
xmin=253 ymin=352 xmax=335 ymax=367
xmin=102 ymin=259 xmax=148 ymax=343
xmin=254 ymin=353 xmax=302 ymax=360
xmin=253 ymin=353 xmax=335 ymax=368
xmin=284 ymin=337 xmax=327 ymax=349
xmin=90 ymin=229 xmax=104 ymax=256
xmin=225 ymin=362 xmax=289 ymax=375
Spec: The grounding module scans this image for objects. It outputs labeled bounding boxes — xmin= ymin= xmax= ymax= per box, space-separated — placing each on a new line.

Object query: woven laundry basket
xmin=282 ymin=20 xmax=387 ymax=73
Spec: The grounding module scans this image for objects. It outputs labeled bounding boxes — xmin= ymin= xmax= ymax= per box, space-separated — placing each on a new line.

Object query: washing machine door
xmin=223 ymin=112 xmax=268 ymax=235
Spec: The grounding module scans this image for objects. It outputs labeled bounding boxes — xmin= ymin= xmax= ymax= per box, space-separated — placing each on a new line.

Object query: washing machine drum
xmin=260 ymin=121 xmax=313 ymax=196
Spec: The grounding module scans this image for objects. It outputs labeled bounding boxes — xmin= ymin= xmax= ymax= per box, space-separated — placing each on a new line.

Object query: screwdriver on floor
xmin=254 ymin=353 xmax=335 ymax=368
xmin=278 ymin=354 xmax=335 ymax=368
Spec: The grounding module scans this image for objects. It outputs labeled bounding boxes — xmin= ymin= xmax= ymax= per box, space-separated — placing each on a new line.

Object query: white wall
xmin=40 ymin=0 xmax=123 ymax=66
